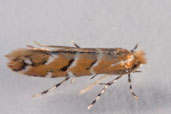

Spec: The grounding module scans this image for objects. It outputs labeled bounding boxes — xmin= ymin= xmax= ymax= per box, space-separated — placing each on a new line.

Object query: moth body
xmin=6 ymin=42 xmax=146 ymax=110
xmin=6 ymin=47 xmax=146 ymax=78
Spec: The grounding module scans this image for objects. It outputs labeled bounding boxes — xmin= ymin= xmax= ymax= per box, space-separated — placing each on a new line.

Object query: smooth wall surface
xmin=0 ymin=0 xmax=171 ymax=114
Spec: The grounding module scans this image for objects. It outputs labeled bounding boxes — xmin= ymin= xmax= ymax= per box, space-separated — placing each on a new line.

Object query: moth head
xmin=133 ymin=50 xmax=147 ymax=69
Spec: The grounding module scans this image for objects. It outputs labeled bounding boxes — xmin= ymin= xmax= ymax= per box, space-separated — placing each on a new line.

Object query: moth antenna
xmin=79 ymin=75 xmax=110 ymax=95
xmin=88 ymin=75 xmax=122 ymax=110
xmin=128 ymin=74 xmax=138 ymax=100
xmin=27 ymin=41 xmax=49 ymax=49
xmin=71 ymin=40 xmax=80 ymax=48
xmin=33 ymin=41 xmax=60 ymax=48
xmin=26 ymin=44 xmax=50 ymax=51
xmin=33 ymin=41 xmax=70 ymax=49
xmin=33 ymin=41 xmax=48 ymax=47
xmin=34 ymin=41 xmax=80 ymax=49
xmin=33 ymin=77 xmax=70 ymax=97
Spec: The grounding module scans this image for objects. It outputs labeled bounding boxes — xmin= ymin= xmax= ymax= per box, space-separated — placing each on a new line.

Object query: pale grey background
xmin=0 ymin=0 xmax=171 ymax=114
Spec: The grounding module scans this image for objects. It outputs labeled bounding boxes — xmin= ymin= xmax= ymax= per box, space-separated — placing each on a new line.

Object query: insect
xmin=6 ymin=41 xmax=146 ymax=110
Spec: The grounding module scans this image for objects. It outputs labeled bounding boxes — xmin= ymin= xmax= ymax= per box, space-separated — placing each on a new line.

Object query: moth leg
xmin=98 ymin=82 xmax=107 ymax=85
xmin=131 ymin=43 xmax=139 ymax=52
xmin=128 ymin=74 xmax=138 ymax=99
xmin=70 ymin=78 xmax=76 ymax=83
xmin=133 ymin=70 xmax=142 ymax=73
xmin=71 ymin=40 xmax=80 ymax=48
xmin=90 ymin=74 xmax=97 ymax=80
xmin=80 ymin=75 xmax=110 ymax=95
xmin=88 ymin=75 xmax=122 ymax=110
xmin=32 ymin=77 xmax=70 ymax=97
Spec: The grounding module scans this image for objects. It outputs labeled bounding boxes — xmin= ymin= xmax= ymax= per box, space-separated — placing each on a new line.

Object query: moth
xmin=6 ymin=41 xmax=146 ymax=110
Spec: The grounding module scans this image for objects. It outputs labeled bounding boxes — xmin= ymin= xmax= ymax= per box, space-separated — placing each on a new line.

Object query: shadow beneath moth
xmin=6 ymin=41 xmax=146 ymax=110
